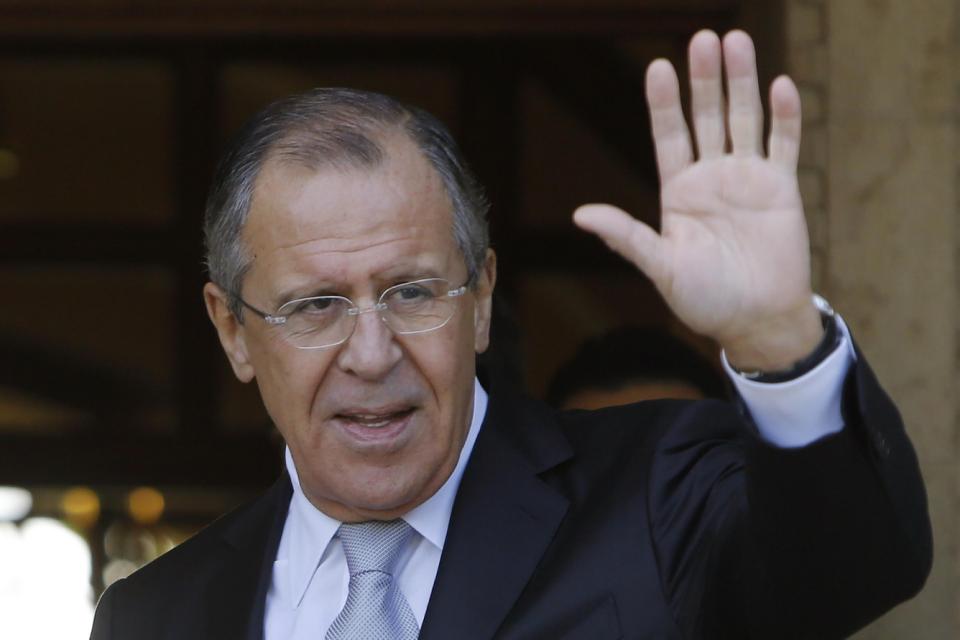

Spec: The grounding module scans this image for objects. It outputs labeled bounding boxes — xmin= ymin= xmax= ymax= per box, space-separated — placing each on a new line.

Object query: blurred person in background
xmin=548 ymin=326 xmax=726 ymax=410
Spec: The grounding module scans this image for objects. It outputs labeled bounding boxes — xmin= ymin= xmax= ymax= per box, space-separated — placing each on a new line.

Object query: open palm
xmin=575 ymin=30 xmax=821 ymax=368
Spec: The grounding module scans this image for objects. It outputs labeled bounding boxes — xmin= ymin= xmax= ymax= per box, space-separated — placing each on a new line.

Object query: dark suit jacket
xmin=89 ymin=356 xmax=931 ymax=639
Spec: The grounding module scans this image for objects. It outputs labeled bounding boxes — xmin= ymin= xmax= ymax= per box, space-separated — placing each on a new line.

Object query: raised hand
xmin=574 ymin=30 xmax=823 ymax=372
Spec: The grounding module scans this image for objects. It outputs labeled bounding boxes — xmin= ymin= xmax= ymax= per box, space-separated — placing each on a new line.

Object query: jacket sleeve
xmin=649 ymin=354 xmax=932 ymax=639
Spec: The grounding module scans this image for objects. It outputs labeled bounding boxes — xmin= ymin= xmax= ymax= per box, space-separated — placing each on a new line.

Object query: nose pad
xmin=335 ymin=303 xmax=402 ymax=379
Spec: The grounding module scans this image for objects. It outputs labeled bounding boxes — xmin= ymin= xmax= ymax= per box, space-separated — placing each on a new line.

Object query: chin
xmin=352 ymin=457 xmax=455 ymax=515
xmin=343 ymin=469 xmax=423 ymax=511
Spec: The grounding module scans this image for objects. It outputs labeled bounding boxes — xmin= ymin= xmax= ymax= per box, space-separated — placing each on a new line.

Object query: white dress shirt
xmin=264 ymin=316 xmax=854 ymax=639
xmin=264 ymin=380 xmax=488 ymax=639
xmin=722 ymin=313 xmax=856 ymax=448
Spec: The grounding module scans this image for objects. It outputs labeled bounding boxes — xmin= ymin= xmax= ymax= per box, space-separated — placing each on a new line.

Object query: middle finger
xmin=723 ymin=30 xmax=764 ymax=157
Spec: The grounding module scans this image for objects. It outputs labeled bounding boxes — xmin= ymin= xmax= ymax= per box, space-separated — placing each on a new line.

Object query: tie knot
xmin=337 ymin=519 xmax=413 ymax=577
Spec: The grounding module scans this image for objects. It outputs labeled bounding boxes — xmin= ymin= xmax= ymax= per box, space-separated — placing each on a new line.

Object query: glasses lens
xmin=277 ymin=296 xmax=353 ymax=348
xmin=381 ymin=279 xmax=458 ymax=334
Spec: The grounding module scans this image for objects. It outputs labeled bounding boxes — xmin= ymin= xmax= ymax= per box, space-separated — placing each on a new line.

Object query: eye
xmin=386 ymin=283 xmax=437 ymax=307
xmin=290 ymin=296 xmax=340 ymax=315
xmin=397 ymin=284 xmax=432 ymax=300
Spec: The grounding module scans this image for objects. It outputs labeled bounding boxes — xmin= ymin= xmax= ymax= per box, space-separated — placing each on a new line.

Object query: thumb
xmin=573 ymin=204 xmax=666 ymax=285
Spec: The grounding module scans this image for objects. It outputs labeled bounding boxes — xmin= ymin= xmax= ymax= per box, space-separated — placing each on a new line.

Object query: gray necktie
xmin=325 ymin=519 xmax=420 ymax=640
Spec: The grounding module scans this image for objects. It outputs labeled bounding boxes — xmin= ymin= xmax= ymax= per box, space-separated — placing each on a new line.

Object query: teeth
xmin=344 ymin=413 xmax=396 ymax=428
xmin=338 ymin=408 xmax=412 ymax=429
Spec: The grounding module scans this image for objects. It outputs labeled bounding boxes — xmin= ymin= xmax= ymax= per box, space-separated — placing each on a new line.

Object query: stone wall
xmin=784 ymin=1 xmax=958 ymax=637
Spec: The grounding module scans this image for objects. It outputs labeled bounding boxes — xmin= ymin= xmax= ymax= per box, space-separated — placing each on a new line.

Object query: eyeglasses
xmin=234 ymin=277 xmax=469 ymax=350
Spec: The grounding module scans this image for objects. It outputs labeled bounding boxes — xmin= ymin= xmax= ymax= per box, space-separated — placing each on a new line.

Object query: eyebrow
xmin=384 ymin=270 xmax=444 ymax=285
xmin=272 ymin=285 xmax=339 ymax=309
xmin=272 ymin=269 xmax=446 ymax=308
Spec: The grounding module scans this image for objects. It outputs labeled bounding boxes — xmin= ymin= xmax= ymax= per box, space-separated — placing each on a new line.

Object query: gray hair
xmin=203 ymin=87 xmax=490 ymax=317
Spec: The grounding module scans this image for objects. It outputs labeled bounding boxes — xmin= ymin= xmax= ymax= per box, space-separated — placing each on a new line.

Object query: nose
xmin=335 ymin=305 xmax=403 ymax=380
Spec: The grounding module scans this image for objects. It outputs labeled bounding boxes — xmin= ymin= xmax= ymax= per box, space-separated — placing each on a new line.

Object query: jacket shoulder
xmin=91 ymin=476 xmax=290 ymax=635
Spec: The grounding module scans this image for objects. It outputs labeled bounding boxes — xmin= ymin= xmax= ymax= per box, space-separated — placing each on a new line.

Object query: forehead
xmin=242 ymin=133 xmax=460 ymax=288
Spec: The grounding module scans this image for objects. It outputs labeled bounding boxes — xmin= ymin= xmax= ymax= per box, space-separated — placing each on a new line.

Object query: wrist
xmin=722 ymin=297 xmax=824 ymax=372
xmin=731 ymin=297 xmax=841 ymax=382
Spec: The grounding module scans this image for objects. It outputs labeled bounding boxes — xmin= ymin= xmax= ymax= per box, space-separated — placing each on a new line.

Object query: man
xmin=90 ymin=30 xmax=931 ymax=639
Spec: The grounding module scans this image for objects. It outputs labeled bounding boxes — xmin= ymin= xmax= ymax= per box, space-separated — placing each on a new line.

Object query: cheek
xmin=398 ymin=305 xmax=475 ymax=409
xmin=437 ymin=308 xmax=478 ymax=374
xmin=422 ymin=308 xmax=479 ymax=416
xmin=249 ymin=340 xmax=333 ymax=431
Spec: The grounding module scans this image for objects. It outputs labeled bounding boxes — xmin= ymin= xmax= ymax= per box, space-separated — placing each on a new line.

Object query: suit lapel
xmin=420 ymin=390 xmax=573 ymax=640
xmin=200 ymin=474 xmax=292 ymax=640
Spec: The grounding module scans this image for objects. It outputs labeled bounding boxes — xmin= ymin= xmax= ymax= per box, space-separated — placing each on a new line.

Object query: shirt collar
xmin=282 ymin=377 xmax=488 ymax=608
xmin=283 ymin=448 xmax=341 ymax=608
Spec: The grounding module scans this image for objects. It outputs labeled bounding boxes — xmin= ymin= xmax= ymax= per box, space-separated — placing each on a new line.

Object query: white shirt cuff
xmin=721 ymin=315 xmax=857 ymax=448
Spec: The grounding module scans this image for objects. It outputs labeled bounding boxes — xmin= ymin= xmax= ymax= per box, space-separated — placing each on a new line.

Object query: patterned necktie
xmin=325 ymin=519 xmax=420 ymax=640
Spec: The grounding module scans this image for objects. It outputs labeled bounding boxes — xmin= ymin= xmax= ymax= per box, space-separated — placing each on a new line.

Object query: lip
xmin=331 ymin=406 xmax=416 ymax=447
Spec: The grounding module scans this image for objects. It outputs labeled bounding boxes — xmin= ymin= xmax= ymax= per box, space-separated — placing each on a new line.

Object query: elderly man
xmin=90 ymin=30 xmax=930 ymax=639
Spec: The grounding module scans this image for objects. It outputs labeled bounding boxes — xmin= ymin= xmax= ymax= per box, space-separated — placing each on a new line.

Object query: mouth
xmin=332 ymin=406 xmax=417 ymax=446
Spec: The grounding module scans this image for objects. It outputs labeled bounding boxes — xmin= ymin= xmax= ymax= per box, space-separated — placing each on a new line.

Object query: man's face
xmin=205 ymin=133 xmax=495 ymax=522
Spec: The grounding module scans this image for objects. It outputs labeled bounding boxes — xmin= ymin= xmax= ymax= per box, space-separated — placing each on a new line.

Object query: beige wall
xmin=786 ymin=1 xmax=958 ymax=637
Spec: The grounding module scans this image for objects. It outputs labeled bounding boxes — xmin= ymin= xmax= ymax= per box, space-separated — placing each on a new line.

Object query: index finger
xmin=646 ymin=58 xmax=693 ymax=184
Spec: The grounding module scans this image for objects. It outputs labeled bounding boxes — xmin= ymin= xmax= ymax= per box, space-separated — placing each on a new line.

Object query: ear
xmin=203 ymin=282 xmax=255 ymax=383
xmin=473 ymin=249 xmax=497 ymax=354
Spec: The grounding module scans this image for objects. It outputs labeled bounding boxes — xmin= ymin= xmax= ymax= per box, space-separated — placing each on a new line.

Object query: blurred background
xmin=0 ymin=0 xmax=955 ymax=638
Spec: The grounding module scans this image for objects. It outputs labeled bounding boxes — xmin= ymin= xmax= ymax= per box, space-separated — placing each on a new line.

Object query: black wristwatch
xmin=733 ymin=295 xmax=842 ymax=384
